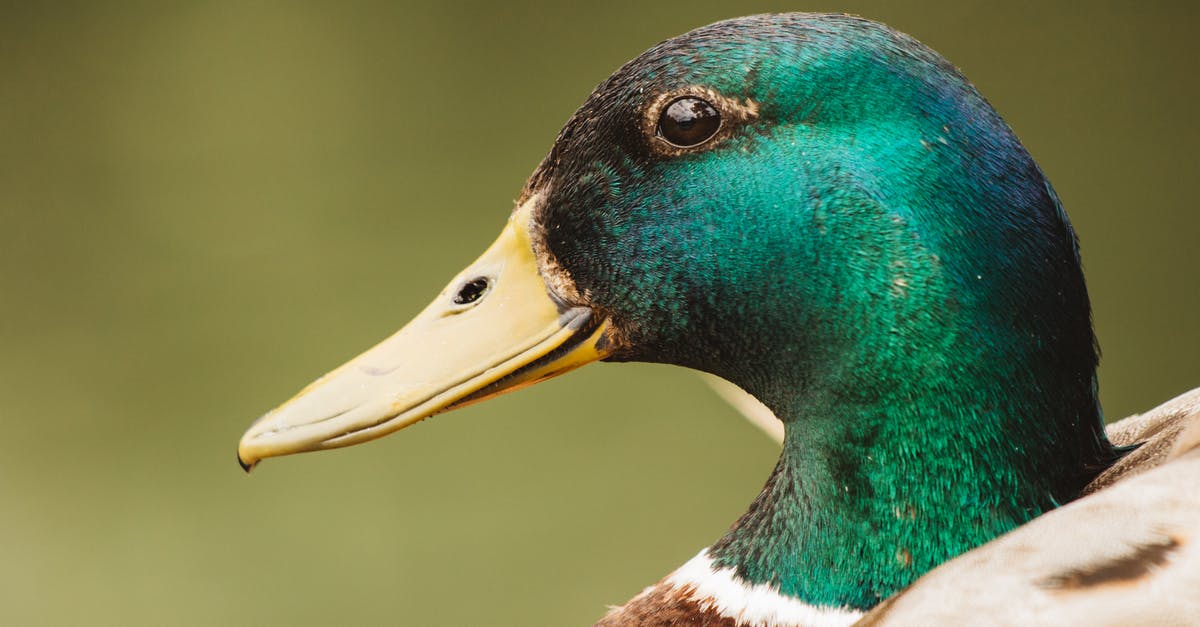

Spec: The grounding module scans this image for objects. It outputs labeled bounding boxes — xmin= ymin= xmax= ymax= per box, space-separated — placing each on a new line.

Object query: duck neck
xmin=707 ymin=367 xmax=1116 ymax=610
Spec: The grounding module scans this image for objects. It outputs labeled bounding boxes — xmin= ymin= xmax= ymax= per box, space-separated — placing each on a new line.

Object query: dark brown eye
xmin=658 ymin=96 xmax=721 ymax=147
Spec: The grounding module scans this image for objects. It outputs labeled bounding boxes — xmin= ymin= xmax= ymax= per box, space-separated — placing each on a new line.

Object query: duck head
xmin=239 ymin=14 xmax=1117 ymax=609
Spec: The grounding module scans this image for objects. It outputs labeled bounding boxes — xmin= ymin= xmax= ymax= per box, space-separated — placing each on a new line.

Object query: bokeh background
xmin=1 ymin=2 xmax=1197 ymax=625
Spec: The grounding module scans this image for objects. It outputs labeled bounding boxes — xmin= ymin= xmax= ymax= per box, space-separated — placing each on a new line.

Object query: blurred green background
xmin=1 ymin=2 xmax=1196 ymax=625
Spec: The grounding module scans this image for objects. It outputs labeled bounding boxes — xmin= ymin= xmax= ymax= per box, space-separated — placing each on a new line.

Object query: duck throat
xmin=706 ymin=378 xmax=1118 ymax=611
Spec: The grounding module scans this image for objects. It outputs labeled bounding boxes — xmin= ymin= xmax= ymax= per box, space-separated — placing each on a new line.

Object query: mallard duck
xmin=237 ymin=13 xmax=1199 ymax=626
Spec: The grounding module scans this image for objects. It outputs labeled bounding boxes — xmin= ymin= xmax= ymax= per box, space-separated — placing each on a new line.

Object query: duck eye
xmin=658 ymin=96 xmax=721 ymax=147
xmin=453 ymin=277 xmax=490 ymax=305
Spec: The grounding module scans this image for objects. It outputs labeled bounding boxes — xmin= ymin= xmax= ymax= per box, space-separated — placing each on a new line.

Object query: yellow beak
xmin=237 ymin=199 xmax=611 ymax=470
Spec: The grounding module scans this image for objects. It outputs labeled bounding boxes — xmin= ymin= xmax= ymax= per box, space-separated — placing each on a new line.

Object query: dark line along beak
xmin=237 ymin=197 xmax=611 ymax=471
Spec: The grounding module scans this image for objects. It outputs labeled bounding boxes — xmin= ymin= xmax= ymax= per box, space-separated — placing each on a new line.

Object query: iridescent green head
xmin=524 ymin=13 xmax=1115 ymax=606
xmin=530 ymin=14 xmax=1098 ymax=427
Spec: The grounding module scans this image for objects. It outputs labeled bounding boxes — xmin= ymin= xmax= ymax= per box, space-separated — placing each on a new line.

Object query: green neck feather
xmin=709 ymin=325 xmax=1111 ymax=608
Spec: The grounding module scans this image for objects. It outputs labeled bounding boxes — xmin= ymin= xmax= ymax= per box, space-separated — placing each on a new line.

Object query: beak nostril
xmin=453 ymin=277 xmax=491 ymax=305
